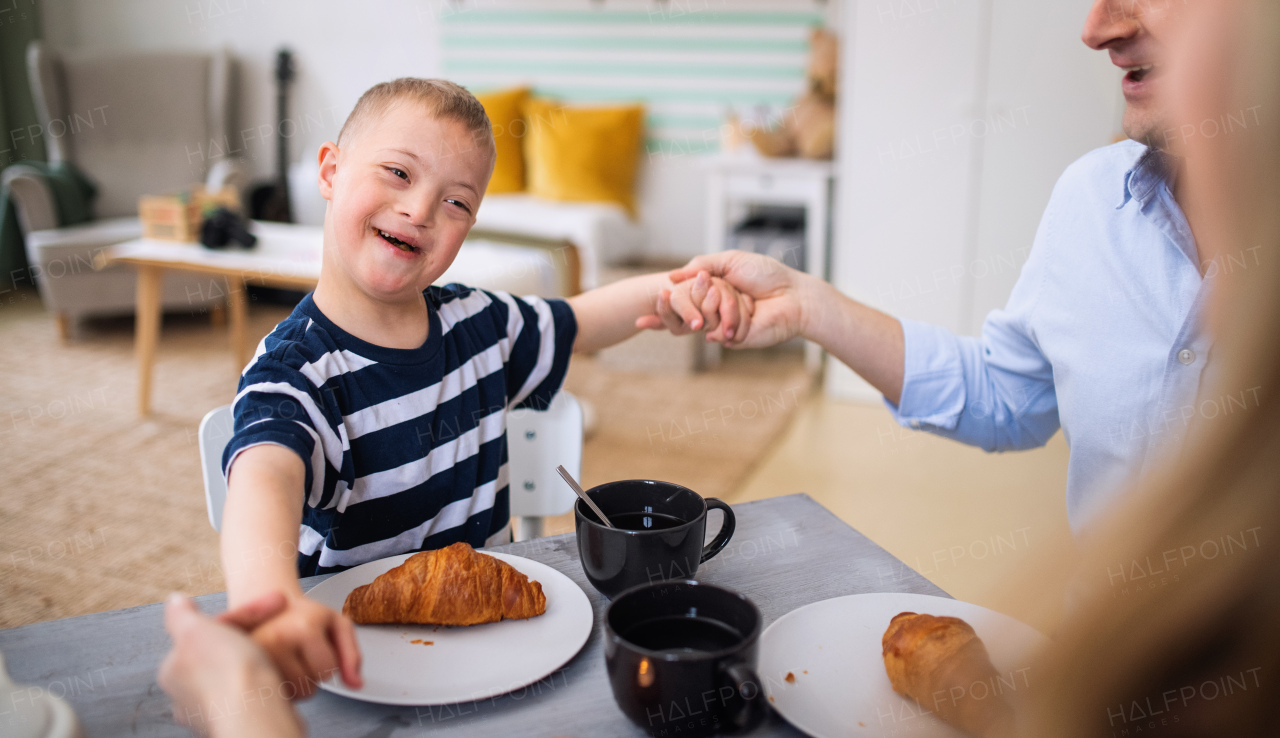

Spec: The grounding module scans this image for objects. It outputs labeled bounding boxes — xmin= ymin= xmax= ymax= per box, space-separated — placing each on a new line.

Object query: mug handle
xmin=700 ymin=498 xmax=736 ymax=563
xmin=720 ymin=662 xmax=768 ymax=733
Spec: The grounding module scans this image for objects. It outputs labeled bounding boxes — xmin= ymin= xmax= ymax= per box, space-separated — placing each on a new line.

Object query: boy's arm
xmin=567 ymin=272 xmax=746 ymax=354
xmin=221 ymin=444 xmax=362 ymax=695
xmin=221 ymin=444 xmax=307 ymax=605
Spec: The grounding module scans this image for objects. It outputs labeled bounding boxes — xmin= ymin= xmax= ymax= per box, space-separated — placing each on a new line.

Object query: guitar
xmin=249 ymin=48 xmax=295 ymax=223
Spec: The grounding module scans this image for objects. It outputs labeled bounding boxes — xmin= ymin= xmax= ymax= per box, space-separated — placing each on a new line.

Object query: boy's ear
xmin=317 ymin=142 xmax=339 ymax=201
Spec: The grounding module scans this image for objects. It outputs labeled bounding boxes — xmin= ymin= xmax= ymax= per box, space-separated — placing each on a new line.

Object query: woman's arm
xmin=160 ymin=593 xmax=306 ymax=738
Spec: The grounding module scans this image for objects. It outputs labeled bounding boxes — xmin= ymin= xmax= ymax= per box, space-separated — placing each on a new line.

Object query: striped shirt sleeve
xmin=221 ymin=349 xmax=336 ymax=507
xmin=492 ymin=291 xmax=577 ymax=411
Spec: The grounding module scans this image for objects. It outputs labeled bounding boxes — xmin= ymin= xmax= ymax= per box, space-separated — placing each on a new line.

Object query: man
xmin=650 ymin=0 xmax=1218 ymax=533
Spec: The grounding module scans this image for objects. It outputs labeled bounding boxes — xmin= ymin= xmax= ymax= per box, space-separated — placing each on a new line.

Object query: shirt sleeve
xmin=221 ymin=348 xmax=338 ymax=509
xmin=887 ymin=218 xmax=1061 ymax=453
xmin=487 ymin=290 xmax=578 ymax=411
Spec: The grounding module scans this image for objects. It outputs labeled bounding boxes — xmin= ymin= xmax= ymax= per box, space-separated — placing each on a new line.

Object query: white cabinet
xmin=702 ymin=155 xmax=835 ymax=370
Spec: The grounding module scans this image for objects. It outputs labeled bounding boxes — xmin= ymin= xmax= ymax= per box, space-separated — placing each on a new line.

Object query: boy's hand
xmin=636 ymin=270 xmax=754 ymax=344
xmin=249 ymin=593 xmax=363 ymax=699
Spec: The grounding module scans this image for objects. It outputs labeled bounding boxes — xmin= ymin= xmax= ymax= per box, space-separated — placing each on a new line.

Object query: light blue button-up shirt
xmin=889 ymin=140 xmax=1219 ymax=533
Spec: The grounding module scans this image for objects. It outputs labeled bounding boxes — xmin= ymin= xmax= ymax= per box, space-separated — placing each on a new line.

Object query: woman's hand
xmin=159 ymin=593 xmax=306 ymax=738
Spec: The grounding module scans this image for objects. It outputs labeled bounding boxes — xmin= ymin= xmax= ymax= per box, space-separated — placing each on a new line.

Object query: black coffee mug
xmin=574 ymin=480 xmax=735 ymax=599
xmin=605 ymin=580 xmax=767 ymax=737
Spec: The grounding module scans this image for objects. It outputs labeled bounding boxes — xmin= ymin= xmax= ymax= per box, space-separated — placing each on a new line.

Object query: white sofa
xmin=472 ymin=194 xmax=644 ymax=290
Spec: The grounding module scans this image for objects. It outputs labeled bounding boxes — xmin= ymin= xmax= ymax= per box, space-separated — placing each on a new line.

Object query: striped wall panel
xmin=439 ymin=1 xmax=832 ymax=155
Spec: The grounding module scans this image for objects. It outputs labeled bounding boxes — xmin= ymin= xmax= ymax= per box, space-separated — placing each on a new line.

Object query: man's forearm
xmin=221 ymin=446 xmax=307 ymax=607
xmin=567 ymin=273 xmax=669 ymax=354
xmin=799 ymin=276 xmax=905 ymax=405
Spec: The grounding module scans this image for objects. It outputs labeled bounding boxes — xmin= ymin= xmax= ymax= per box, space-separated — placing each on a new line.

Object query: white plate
xmin=306 ymin=551 xmax=593 ymax=706
xmin=759 ymin=593 xmax=1047 ymax=738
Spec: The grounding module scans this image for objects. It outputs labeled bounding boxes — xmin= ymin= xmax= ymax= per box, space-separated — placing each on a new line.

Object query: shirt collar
xmin=1119 ymin=146 xmax=1180 ymax=209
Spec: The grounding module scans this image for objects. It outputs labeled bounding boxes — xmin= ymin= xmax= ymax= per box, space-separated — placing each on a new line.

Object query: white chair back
xmin=507 ymin=391 xmax=584 ymax=518
xmin=196 ymin=393 xmax=584 ymax=534
xmin=198 ymin=405 xmax=235 ymax=533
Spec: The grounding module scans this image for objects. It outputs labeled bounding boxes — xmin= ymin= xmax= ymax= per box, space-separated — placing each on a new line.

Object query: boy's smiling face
xmin=317 ymin=100 xmax=493 ymax=304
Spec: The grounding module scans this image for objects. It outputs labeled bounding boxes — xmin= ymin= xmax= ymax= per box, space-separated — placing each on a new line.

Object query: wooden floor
xmin=728 ymin=392 xmax=1074 ymax=633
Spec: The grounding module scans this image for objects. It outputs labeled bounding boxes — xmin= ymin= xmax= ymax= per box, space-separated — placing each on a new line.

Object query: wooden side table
xmin=702 ymin=155 xmax=836 ymax=370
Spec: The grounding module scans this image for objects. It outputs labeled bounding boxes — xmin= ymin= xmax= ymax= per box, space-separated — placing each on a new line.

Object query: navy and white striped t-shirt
xmin=221 ymin=284 xmax=577 ymax=576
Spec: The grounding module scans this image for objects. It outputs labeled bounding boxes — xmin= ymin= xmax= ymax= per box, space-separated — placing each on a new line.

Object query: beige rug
xmin=0 ymin=289 xmax=810 ymax=628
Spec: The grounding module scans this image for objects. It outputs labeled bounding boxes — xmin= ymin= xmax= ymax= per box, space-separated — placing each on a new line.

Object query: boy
xmin=219 ymin=79 xmax=751 ymax=695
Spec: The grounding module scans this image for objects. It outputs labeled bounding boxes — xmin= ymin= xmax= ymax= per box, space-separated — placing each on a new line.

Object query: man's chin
xmin=1122 ymin=106 xmax=1172 ymax=151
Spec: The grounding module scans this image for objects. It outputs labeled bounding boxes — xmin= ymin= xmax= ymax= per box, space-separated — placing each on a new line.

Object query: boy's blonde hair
xmin=337 ymin=78 xmax=494 ymax=158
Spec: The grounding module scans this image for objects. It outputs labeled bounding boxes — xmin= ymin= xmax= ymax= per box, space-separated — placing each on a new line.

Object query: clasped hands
xmin=637 ymin=250 xmax=806 ymax=349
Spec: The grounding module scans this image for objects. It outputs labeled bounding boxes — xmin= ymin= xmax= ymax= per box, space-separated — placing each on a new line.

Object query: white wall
xmin=826 ymin=0 xmax=1123 ymax=402
xmin=431 ymin=0 xmax=840 ymax=263
xmin=41 ymin=0 xmax=447 ymax=183
xmin=967 ymin=0 xmax=1124 ymax=331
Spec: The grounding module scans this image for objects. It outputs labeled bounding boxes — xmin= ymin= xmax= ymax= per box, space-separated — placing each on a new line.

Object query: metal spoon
xmin=556 ymin=465 xmax=614 ymax=528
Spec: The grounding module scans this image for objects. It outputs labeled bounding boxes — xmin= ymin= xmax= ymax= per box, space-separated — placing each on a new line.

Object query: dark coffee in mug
xmin=605 ymin=581 xmax=767 ymax=738
xmin=574 ymin=480 xmax=736 ymax=598
xmin=623 ymin=615 xmax=744 ymax=655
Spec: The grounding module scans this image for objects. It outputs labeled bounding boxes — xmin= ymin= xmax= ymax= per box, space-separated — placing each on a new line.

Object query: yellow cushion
xmin=523 ymin=98 xmax=645 ymax=216
xmin=474 ymin=87 xmax=529 ymax=194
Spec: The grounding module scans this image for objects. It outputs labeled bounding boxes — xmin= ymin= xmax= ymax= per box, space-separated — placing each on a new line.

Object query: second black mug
xmin=605 ymin=580 xmax=767 ymax=737
xmin=574 ymin=480 xmax=735 ymax=598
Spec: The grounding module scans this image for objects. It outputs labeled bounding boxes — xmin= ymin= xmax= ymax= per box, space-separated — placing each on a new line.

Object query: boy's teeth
xmin=378 ymin=229 xmax=414 ymax=251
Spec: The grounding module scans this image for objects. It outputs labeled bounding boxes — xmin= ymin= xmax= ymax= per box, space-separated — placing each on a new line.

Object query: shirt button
xmin=1178 ymin=349 xmax=1196 ymax=365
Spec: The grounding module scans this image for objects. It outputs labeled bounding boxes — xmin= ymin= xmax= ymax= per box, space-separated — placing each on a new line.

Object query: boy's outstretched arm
xmin=567 ymin=270 xmax=749 ymax=354
xmin=221 ymin=445 xmax=362 ymax=697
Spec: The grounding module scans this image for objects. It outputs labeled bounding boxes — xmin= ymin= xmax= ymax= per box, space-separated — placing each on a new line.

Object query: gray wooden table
xmin=0 ymin=494 xmax=948 ymax=737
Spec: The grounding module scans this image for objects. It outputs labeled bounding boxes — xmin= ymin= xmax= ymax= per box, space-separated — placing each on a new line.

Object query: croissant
xmin=342 ymin=542 xmax=546 ymax=626
xmin=882 ymin=612 xmax=1015 ymax=738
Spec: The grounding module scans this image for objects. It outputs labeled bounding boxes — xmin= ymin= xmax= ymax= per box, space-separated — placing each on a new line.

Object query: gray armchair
xmin=2 ymin=41 xmax=243 ymax=336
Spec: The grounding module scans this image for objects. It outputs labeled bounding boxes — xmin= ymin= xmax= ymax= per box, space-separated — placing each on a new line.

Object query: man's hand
xmin=249 ymin=593 xmax=363 ymax=699
xmin=664 ymin=250 xmax=907 ymax=403
xmin=159 ymin=593 xmax=305 ymax=738
xmin=663 ymin=251 xmax=808 ymax=349
xmin=635 ymin=269 xmax=754 ymax=344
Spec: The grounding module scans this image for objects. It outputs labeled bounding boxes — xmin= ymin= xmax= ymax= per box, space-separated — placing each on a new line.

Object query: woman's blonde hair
xmin=1025 ymin=1 xmax=1280 ymax=734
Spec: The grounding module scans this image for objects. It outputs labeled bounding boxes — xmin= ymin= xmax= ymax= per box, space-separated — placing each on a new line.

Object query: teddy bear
xmin=742 ymin=28 xmax=838 ymax=161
